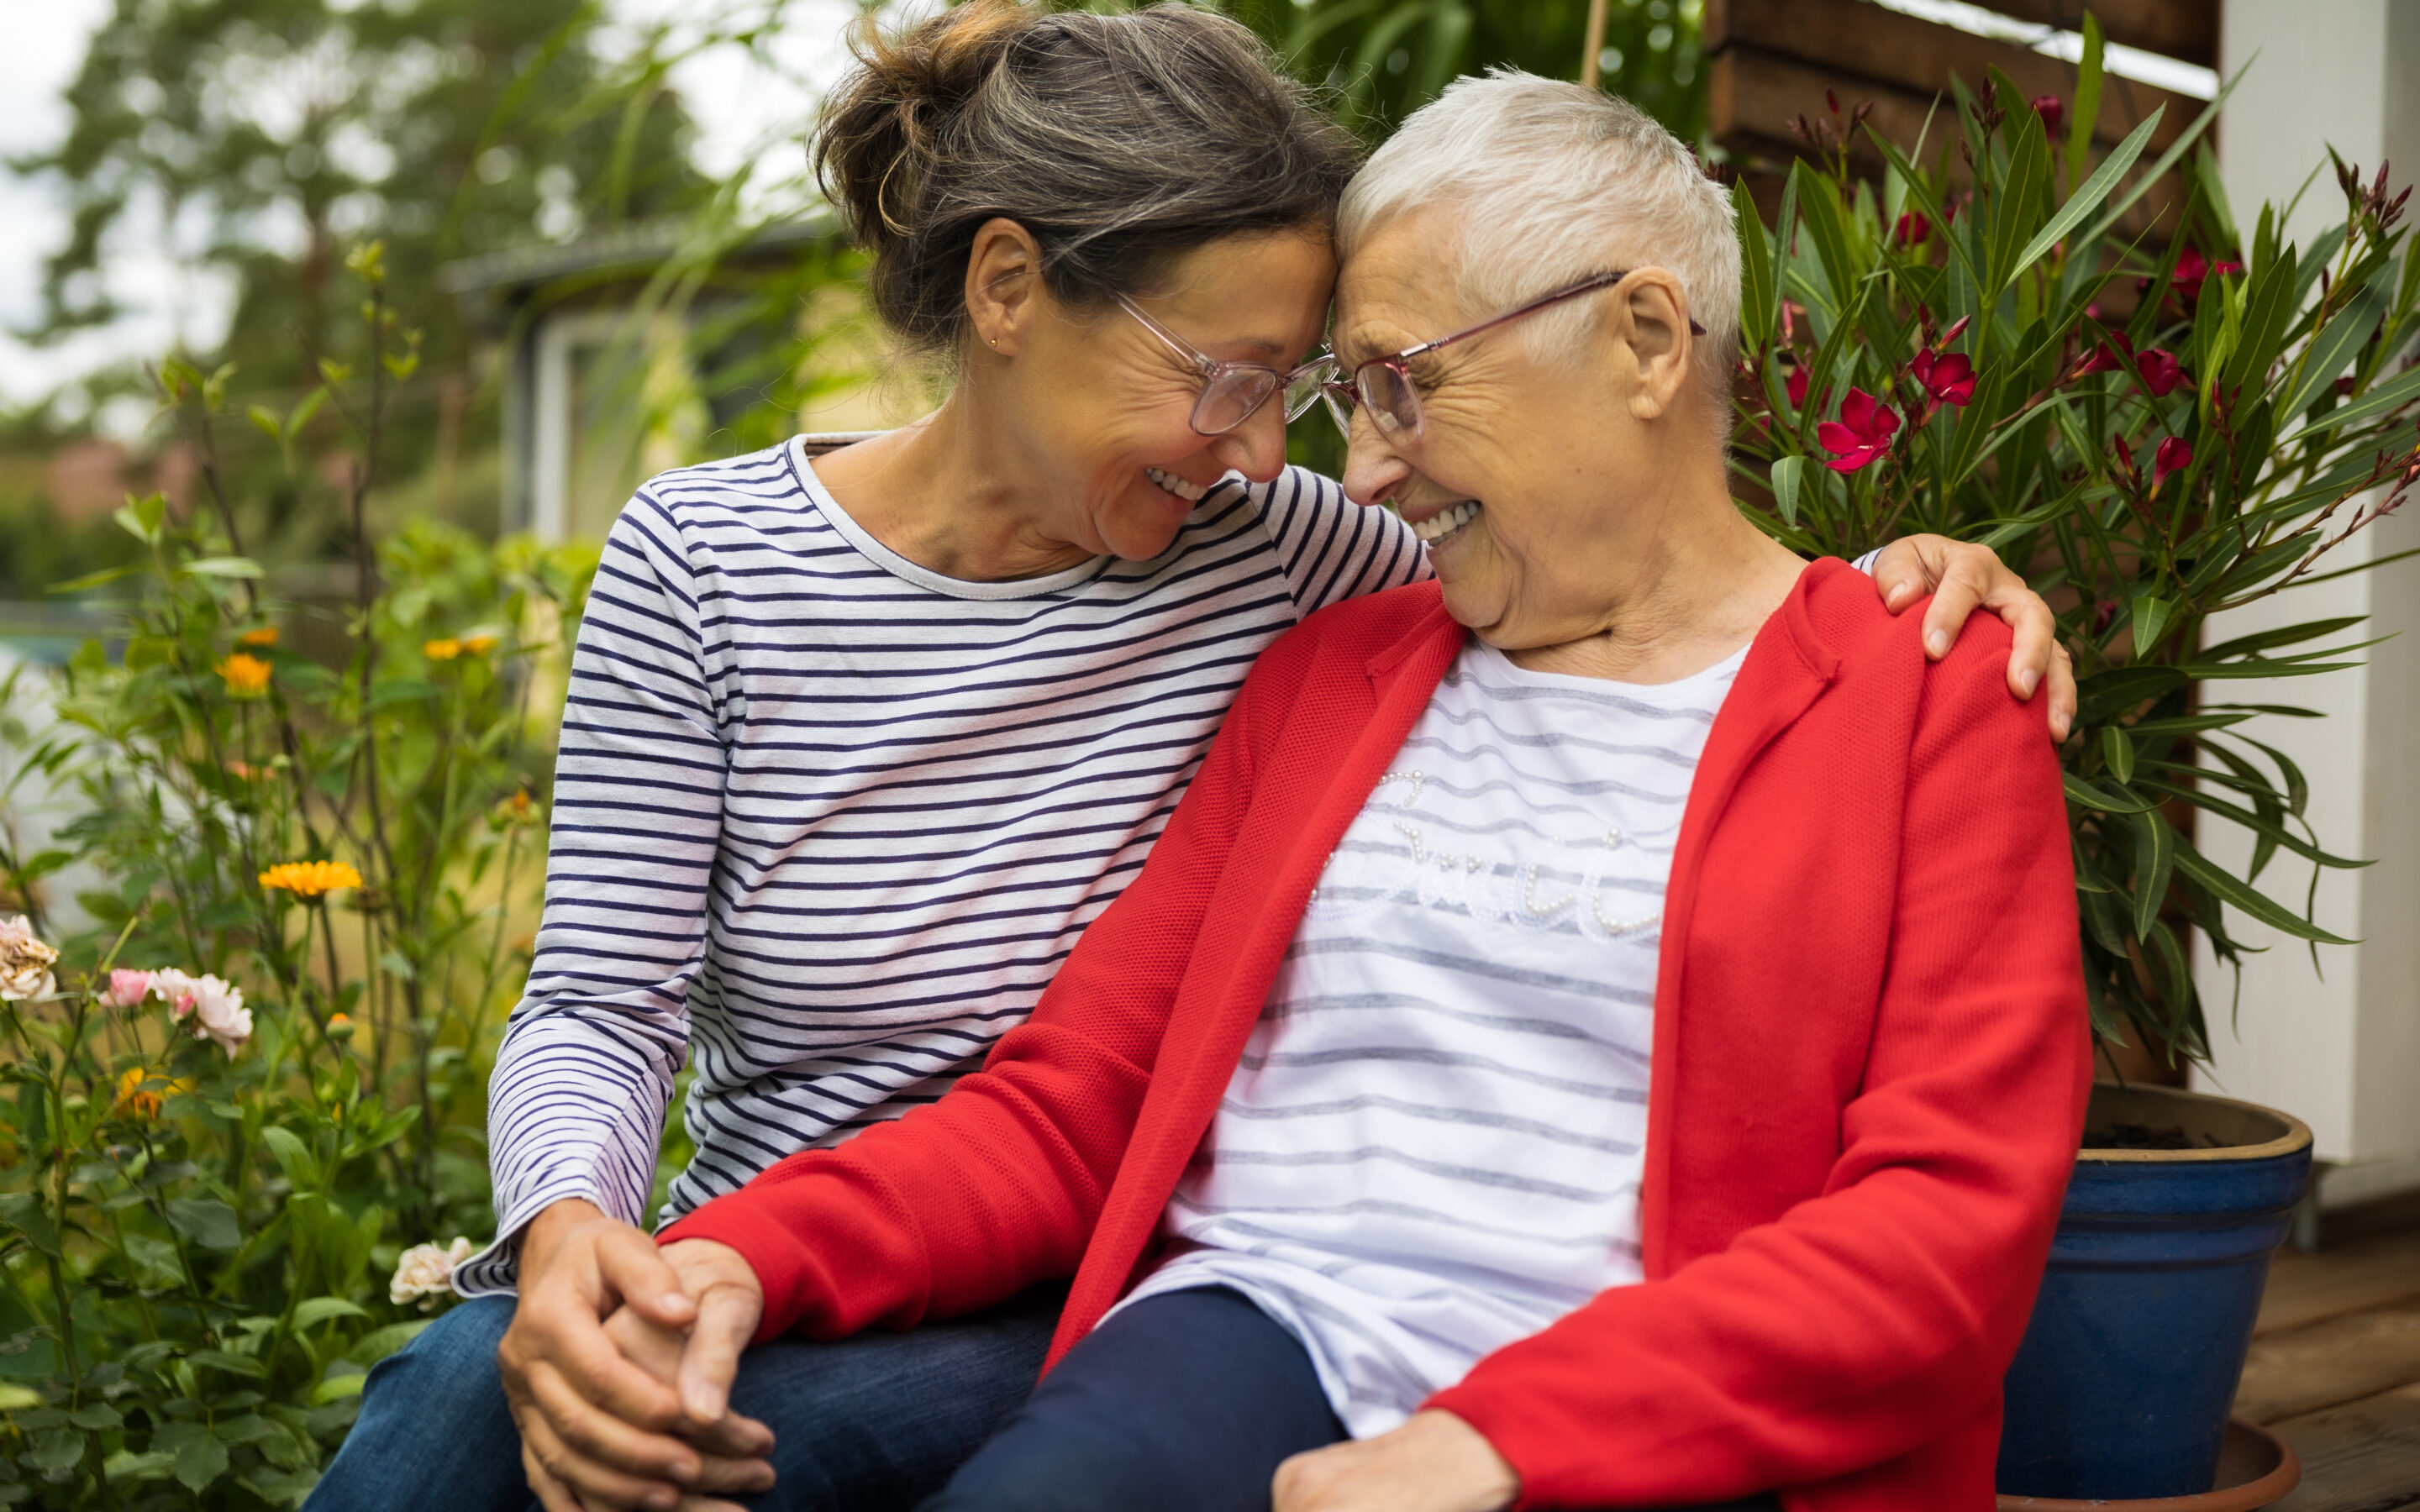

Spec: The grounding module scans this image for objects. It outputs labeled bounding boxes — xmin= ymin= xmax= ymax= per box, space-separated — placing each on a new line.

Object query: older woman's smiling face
xmin=1334 ymin=204 xmax=1711 ymax=655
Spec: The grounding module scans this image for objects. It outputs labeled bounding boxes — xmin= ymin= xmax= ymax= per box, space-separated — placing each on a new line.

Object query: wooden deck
xmin=2240 ymin=1215 xmax=2420 ymax=1511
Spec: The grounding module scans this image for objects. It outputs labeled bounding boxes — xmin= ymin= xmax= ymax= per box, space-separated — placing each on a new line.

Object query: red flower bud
xmin=2154 ymin=435 xmax=2193 ymax=487
xmin=1817 ymin=388 xmax=1902 ymax=473
xmin=2032 ymin=95 xmax=2066 ymax=137
xmin=2135 ymin=347 xmax=2193 ymax=397
xmin=1786 ymin=365 xmax=1809 ymax=409
xmin=1894 ymin=210 xmax=1933 ymax=248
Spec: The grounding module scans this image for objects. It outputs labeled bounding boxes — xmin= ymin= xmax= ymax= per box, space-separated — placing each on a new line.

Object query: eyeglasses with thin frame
xmin=1113 ymin=292 xmax=1334 ymax=437
xmin=1285 ymin=270 xmax=1707 ymax=442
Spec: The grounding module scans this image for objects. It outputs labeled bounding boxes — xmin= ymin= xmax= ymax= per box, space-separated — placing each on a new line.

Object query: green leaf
xmin=2223 ymin=250 xmax=2301 ymax=394
xmin=68 ymin=1404 xmax=122 ymax=1431
xmin=187 ymin=1349 xmax=269 ymax=1378
xmin=2065 ymin=773 xmax=2159 ymax=814
xmin=2129 ymin=593 xmax=2179 ymax=655
xmin=174 ymin=1429 xmax=229 ymax=1493
xmin=27 ymin=1428 xmax=85 ymax=1475
xmin=0 ymin=1192 xmax=61 ymax=1257
xmin=1734 ymin=179 xmax=1776 ymax=351
xmin=103 ymin=1450 xmax=178 ymax=1484
xmin=348 ymin=1320 xmax=433 ymax=1365
xmin=2012 ymin=109 xmax=2163 ymax=288
xmin=2278 ymin=277 xmax=2392 ymax=419
xmin=2102 ymin=726 xmax=2136 ymax=785
xmin=2065 ymin=13 xmax=2104 ymax=189
xmin=2079 ymin=62 xmax=2246 ymax=247
xmin=2170 ymin=842 xmax=2357 ymax=944
xmin=2130 ymin=806 xmax=2175 ymax=940
xmin=1769 ymin=454 xmax=1807 ymax=527
xmin=312 ymin=1374 xmax=367 ymax=1406
xmin=293 ymin=1297 xmax=370 ymax=1331
xmin=260 ymin=1126 xmax=322 ymax=1193
xmin=0 ymin=1384 xmax=43 ymax=1411
xmin=180 ymin=556 xmax=266 ymax=580
xmin=2200 ymin=616 xmax=2367 ymax=664
xmin=2305 ymin=361 xmax=2420 ymax=438
xmin=164 ymin=1197 xmax=240 ymax=1251
xmin=45 ymin=562 xmax=145 ymax=594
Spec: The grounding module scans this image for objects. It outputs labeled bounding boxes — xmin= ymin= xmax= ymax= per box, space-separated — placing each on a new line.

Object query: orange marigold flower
xmin=328 ymin=1012 xmax=356 ymax=1040
xmin=423 ymin=638 xmax=462 ymax=661
xmin=217 ymin=653 xmax=273 ymax=698
xmin=113 ymin=1067 xmax=189 ymax=1121
xmin=259 ymin=859 xmax=366 ymax=898
xmin=462 ymin=634 xmax=499 ymax=655
xmin=237 ymin=626 xmax=280 ymax=648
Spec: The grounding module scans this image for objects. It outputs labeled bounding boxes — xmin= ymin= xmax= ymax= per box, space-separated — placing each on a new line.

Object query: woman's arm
xmin=653 ymin=618 xmax=1312 ymax=1341
xmin=1422 ymin=624 xmax=2092 ymax=1509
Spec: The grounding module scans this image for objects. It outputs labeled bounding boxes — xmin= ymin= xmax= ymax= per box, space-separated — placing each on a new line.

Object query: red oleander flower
xmin=1786 ymin=364 xmax=1809 ymax=408
xmin=2032 ymin=95 xmax=2065 ymax=137
xmin=2075 ymin=328 xmax=2134 ymax=380
xmin=1894 ymin=210 xmax=1933 ymax=248
xmin=1818 ymin=388 xmax=1902 ymax=473
xmin=2173 ymin=246 xmax=2244 ymax=306
xmin=2154 ymin=436 xmax=2193 ymax=487
xmin=2136 ymin=347 xmax=2193 ymax=397
xmin=1910 ymin=348 xmax=1976 ymax=413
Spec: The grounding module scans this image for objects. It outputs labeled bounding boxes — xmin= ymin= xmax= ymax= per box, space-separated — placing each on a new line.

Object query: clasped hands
xmin=493 ymin=1202 xmax=1523 ymax=1512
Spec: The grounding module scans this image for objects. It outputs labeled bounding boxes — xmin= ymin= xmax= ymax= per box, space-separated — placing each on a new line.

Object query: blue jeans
xmin=928 ymin=1285 xmax=1784 ymax=1512
xmin=307 ymin=1283 xmax=1066 ymax=1512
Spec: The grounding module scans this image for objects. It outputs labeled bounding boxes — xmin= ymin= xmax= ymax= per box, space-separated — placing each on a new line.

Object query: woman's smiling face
xmin=980 ymin=223 xmax=1337 ymax=562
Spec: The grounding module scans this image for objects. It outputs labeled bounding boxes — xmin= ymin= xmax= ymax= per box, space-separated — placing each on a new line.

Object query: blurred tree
xmin=12 ymin=0 xmax=708 ymax=550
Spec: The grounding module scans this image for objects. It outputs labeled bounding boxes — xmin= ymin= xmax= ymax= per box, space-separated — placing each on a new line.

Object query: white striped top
xmin=1117 ymin=639 xmax=1745 ymax=1436
xmin=456 ymin=437 xmax=1425 ymax=1294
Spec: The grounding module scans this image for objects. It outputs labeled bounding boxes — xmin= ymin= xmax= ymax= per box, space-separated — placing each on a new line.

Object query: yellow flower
xmin=236 ymin=626 xmax=280 ymax=649
xmin=217 ymin=653 xmax=272 ymax=698
xmin=490 ymin=790 xmax=539 ymax=830
xmin=259 ymin=860 xmax=366 ymax=898
xmin=423 ymin=638 xmax=462 ymax=661
xmin=113 ymin=1068 xmax=190 ymax=1121
xmin=462 ymin=634 xmax=499 ymax=655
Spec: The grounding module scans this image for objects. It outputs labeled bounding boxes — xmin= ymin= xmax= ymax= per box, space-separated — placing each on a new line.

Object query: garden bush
xmin=0 ymin=247 xmax=598 ymax=1509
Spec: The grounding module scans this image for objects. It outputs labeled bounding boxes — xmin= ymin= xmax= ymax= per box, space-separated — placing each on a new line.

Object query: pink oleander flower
xmin=0 ymin=916 xmax=58 ymax=1003
xmin=391 ymin=1237 xmax=475 ymax=1309
xmin=1818 ymin=388 xmax=1902 ymax=473
xmin=2174 ymin=247 xmax=2244 ymax=306
xmin=1910 ymin=349 xmax=1977 ymax=414
xmin=2154 ymin=436 xmax=2194 ymax=487
xmin=2136 ymin=347 xmax=2193 ymax=397
xmin=155 ymin=969 xmax=252 ymax=1057
xmin=101 ymin=969 xmax=159 ymax=1010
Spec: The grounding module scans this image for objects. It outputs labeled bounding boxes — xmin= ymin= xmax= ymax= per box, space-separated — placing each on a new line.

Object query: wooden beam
xmin=1975 ymin=0 xmax=2217 ymax=67
xmin=1707 ymin=0 xmax=2201 ymax=153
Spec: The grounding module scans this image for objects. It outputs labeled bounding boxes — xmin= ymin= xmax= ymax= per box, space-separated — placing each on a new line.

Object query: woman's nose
xmin=1210 ymin=397 xmax=1291 ymax=483
xmin=1341 ymin=425 xmax=1412 ymax=509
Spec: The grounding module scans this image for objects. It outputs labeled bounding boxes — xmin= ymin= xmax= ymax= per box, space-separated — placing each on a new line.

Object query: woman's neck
xmin=1504 ymin=465 xmax=1805 ymax=685
xmin=809 ymin=386 xmax=1099 ymax=583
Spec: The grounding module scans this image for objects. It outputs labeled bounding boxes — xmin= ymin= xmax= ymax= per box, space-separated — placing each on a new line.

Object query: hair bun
xmin=817 ymin=0 xmax=1032 ymax=243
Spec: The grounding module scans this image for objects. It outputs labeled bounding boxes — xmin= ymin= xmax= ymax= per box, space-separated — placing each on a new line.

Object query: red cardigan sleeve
xmin=1425 ymin=631 xmax=2092 ymax=1509
xmin=655 ymin=632 xmax=1304 ymax=1342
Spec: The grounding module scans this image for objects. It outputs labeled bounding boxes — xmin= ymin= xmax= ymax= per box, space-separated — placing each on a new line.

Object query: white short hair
xmin=1338 ymin=71 xmax=1739 ymax=414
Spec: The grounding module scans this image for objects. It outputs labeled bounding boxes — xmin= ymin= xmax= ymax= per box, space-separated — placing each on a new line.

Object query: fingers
xmin=1866 ymin=537 xmax=1938 ymax=616
xmin=523 ymin=1358 xmax=701 ymax=1509
xmin=1918 ymin=545 xmax=1992 ymax=662
xmin=523 ymin=1446 xmax=587 ymax=1512
xmin=687 ymin=1447 xmax=778 ymax=1496
xmin=1996 ymin=584 xmax=2056 ymax=702
xmin=2046 ymin=643 xmax=2076 ymax=742
xmin=678 ymin=1285 xmax=762 ymax=1428
xmin=597 ymin=1223 xmax=698 ymax=1330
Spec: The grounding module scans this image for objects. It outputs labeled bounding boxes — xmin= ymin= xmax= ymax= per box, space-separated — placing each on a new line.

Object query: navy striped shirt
xmin=457 ymin=437 xmax=1425 ymax=1292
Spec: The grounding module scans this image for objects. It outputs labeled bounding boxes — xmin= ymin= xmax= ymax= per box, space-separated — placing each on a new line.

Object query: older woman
xmin=312 ymin=6 xmax=2070 ymax=1509
xmin=630 ymin=71 xmax=2090 ymax=1512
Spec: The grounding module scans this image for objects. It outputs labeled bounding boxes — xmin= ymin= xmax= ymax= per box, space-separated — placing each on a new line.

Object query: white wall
xmin=2196 ymin=0 xmax=2420 ymax=1206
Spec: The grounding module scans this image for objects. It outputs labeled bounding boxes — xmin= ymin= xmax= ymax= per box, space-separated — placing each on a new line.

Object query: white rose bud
xmin=390 ymin=1237 xmax=476 ymax=1310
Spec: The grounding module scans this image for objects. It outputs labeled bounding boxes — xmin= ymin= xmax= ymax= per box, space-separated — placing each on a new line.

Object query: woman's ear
xmin=1614 ymin=270 xmax=1694 ymax=421
xmin=965 ymin=218 xmax=1045 ymax=356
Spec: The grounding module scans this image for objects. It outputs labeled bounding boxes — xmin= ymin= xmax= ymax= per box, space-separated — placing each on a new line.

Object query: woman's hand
xmin=497 ymin=1199 xmax=728 ymax=1512
xmin=1870 ymin=535 xmax=2075 ymax=741
xmin=1272 ymin=1410 xmax=1518 ymax=1512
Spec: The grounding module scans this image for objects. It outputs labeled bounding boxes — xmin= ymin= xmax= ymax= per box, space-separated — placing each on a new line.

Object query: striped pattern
xmin=1117 ymin=640 xmax=1745 ymax=1436
xmin=456 ymin=438 xmax=1423 ymax=1294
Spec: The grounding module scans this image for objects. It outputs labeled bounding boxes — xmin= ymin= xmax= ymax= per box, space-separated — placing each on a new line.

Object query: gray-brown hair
xmin=1338 ymin=71 xmax=1740 ymax=419
xmin=815 ymin=0 xmax=1361 ymax=354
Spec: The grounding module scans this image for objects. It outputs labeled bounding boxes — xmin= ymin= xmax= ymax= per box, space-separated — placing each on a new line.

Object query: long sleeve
xmin=455 ymin=497 xmax=729 ymax=1295
xmin=1258 ymin=467 xmax=1429 ymax=616
xmin=1425 ymin=626 xmax=2092 ymax=1509
xmin=655 ymin=622 xmax=1314 ymax=1340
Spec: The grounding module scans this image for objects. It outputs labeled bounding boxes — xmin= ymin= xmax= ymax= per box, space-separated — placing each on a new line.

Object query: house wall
xmin=2196 ymin=0 xmax=2420 ymax=1207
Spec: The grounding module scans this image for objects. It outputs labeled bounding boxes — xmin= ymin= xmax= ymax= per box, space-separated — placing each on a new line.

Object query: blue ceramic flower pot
xmin=1996 ymin=1084 xmax=2313 ymax=1501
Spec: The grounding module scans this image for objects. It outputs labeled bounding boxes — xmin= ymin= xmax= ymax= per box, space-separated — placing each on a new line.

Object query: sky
xmin=0 ymin=0 xmax=876 ymax=428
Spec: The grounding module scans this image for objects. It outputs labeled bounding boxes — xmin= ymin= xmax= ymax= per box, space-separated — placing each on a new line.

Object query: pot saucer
xmin=1997 ymin=1420 xmax=2300 ymax=1511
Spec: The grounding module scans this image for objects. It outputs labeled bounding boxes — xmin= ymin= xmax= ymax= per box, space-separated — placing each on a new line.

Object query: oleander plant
xmin=1729 ymin=42 xmax=2420 ymax=1068
xmin=0 ymin=246 xmax=599 ymax=1508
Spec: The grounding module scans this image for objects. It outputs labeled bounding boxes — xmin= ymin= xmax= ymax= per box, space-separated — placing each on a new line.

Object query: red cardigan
xmin=661 ymin=561 xmax=2091 ymax=1511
